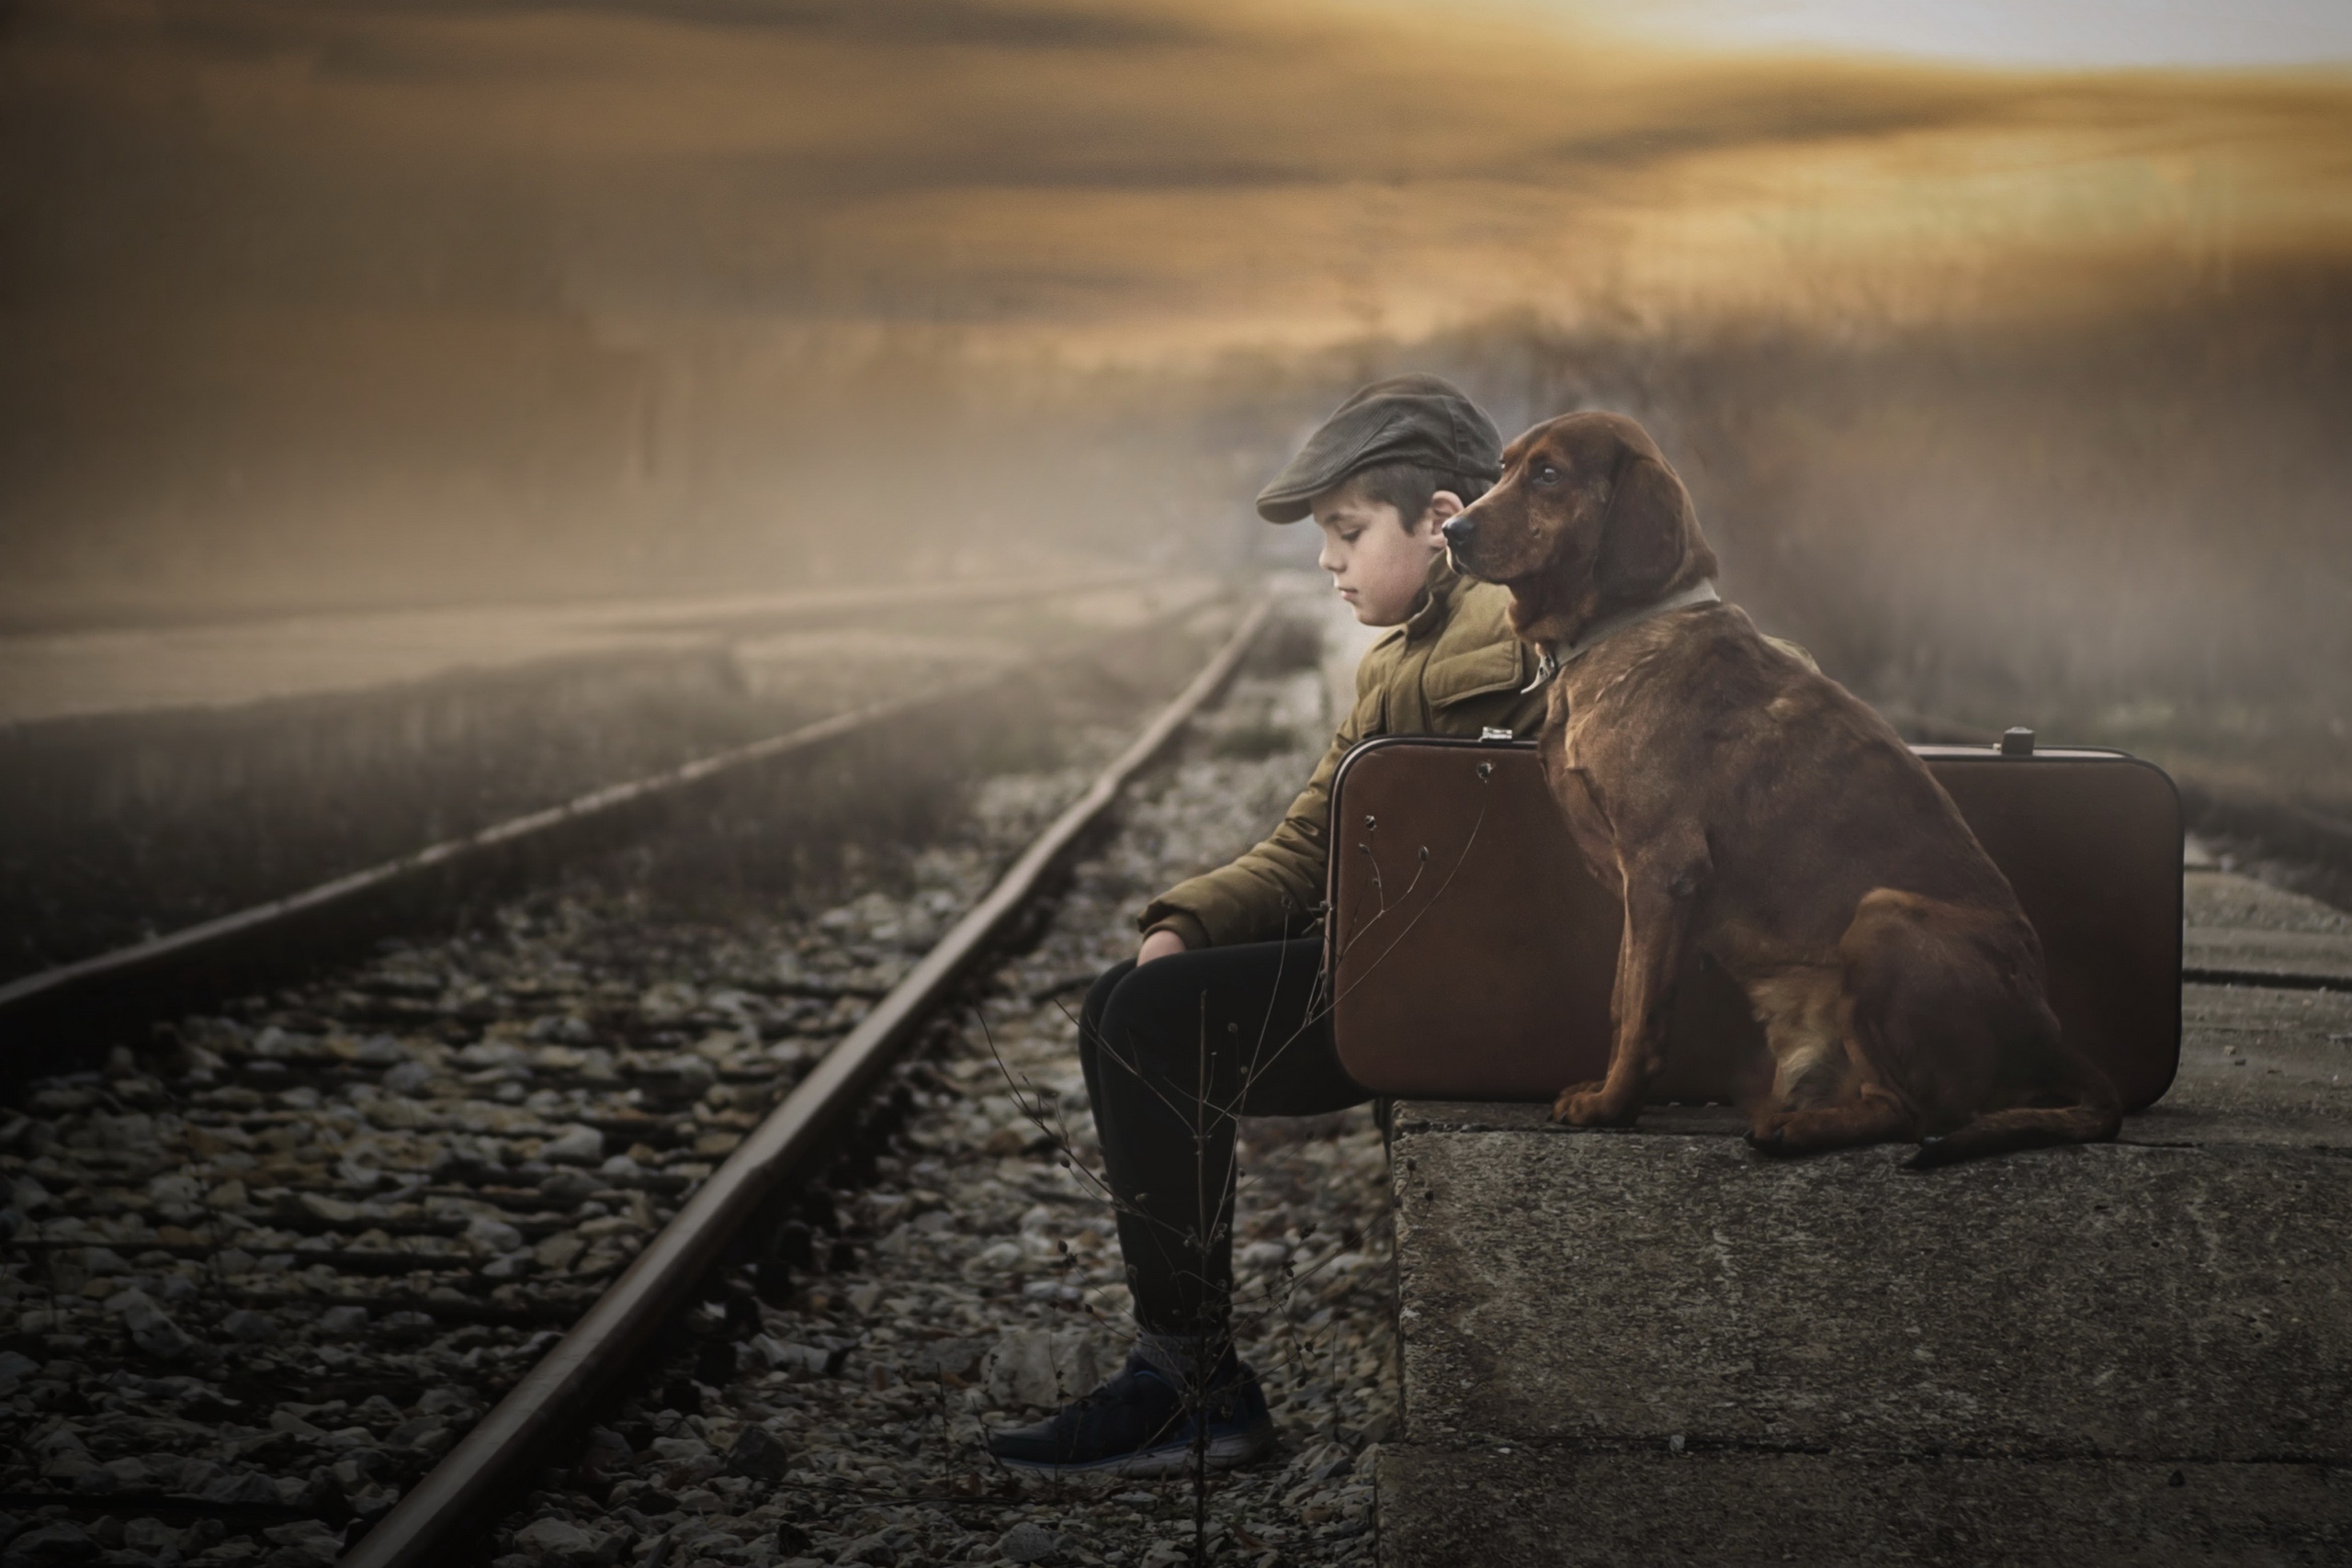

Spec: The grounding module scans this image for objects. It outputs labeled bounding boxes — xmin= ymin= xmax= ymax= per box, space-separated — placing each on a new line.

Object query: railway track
xmin=0 ymin=590 xmax=1399 ymax=1568
xmin=9 ymin=576 xmax=2346 ymax=1568
xmin=0 ymin=575 xmax=1213 ymax=1080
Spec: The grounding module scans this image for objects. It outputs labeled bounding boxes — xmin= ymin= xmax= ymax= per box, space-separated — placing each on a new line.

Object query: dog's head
xmin=1442 ymin=412 xmax=1718 ymax=644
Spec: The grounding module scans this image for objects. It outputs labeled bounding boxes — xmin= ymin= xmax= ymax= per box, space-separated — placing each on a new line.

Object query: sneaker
xmin=985 ymin=1349 xmax=1275 ymax=1476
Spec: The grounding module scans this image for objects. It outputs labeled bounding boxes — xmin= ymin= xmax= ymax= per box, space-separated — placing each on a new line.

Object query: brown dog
xmin=1441 ymin=412 xmax=2120 ymax=1167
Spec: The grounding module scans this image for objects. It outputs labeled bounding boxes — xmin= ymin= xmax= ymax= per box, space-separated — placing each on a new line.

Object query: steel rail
xmin=339 ymin=596 xmax=1272 ymax=1568
xmin=0 ymin=583 xmax=1216 ymax=1058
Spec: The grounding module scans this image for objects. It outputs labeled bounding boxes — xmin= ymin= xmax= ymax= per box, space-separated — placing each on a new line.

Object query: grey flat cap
xmin=1254 ymin=373 xmax=1503 ymax=523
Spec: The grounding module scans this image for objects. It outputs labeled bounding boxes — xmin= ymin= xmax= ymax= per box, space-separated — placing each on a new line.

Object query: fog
xmin=3 ymin=0 xmax=2347 ymax=820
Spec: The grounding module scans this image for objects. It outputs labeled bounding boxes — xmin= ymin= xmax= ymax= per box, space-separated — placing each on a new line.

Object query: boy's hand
xmin=1136 ymin=929 xmax=1188 ymax=965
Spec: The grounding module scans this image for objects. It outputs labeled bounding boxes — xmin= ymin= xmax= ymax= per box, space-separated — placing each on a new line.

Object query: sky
xmin=1574 ymin=0 xmax=2352 ymax=69
xmin=6 ymin=0 xmax=2351 ymax=618
xmin=9 ymin=0 xmax=2348 ymax=364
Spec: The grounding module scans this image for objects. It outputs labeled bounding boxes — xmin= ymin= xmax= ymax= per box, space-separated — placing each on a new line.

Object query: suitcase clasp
xmin=1478 ymin=727 xmax=1515 ymax=743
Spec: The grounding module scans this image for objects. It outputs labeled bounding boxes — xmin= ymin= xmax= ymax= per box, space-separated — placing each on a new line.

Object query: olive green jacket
xmin=1139 ymin=556 xmax=1549 ymax=949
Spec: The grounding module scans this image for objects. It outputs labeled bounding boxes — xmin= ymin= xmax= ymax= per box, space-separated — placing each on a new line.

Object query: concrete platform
xmin=1381 ymin=871 xmax=2352 ymax=1566
xmin=2184 ymin=865 xmax=2352 ymax=985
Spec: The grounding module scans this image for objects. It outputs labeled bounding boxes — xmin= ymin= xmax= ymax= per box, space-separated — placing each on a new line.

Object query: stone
xmin=997 ymin=1521 xmax=1065 ymax=1563
xmin=831 ymin=1531 xmax=902 ymax=1565
xmin=1285 ymin=1440 xmax=1353 ymax=1484
xmin=221 ymin=1309 xmax=276 ymax=1342
xmin=0 ymin=1522 xmax=96 ymax=1565
xmin=257 ymin=1519 xmax=343 ymax=1566
xmin=300 ymin=1193 xmax=361 ymax=1225
xmin=982 ymin=1328 xmax=1116 ymax=1412
xmin=113 ymin=1292 xmax=194 ymax=1361
xmin=537 ymin=1168 xmax=601 ymax=1203
xmin=34 ymin=1426 xmax=88 ymax=1461
xmin=726 ymin=1424 xmax=792 ymax=1481
xmin=467 ymin=1214 xmax=525 ymax=1252
xmin=122 ymin=1519 xmax=180 ymax=1551
xmin=650 ymin=1435 xmax=721 ymax=1485
xmin=510 ymin=1517 xmax=621 ymax=1567
xmin=98 ymin=1456 xmax=151 ymax=1489
xmin=147 ymin=1173 xmax=203 ymax=1207
xmin=905 ymin=1338 xmax=989 ymax=1384
xmin=746 ymin=1337 xmax=839 ymax=1376
xmin=534 ymin=1233 xmax=587 ymax=1273
xmin=386 ymin=1418 xmax=450 ymax=1453
xmin=169 ymin=1459 xmax=221 ymax=1493
xmin=379 ymin=1309 xmax=437 ymax=1341
xmin=541 ymin=1125 xmax=605 ymax=1167
xmin=381 ymin=1062 xmax=435 ymax=1096
xmin=200 ymin=1472 xmax=286 ymax=1506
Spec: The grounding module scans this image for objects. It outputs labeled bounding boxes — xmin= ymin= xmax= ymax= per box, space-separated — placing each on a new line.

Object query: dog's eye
xmin=1532 ymin=464 xmax=1561 ymax=486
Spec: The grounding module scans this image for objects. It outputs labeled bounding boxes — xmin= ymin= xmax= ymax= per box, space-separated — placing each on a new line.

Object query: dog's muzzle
xmin=1442 ymin=514 xmax=1488 ymax=579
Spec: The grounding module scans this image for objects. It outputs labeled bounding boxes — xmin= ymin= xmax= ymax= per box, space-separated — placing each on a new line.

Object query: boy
xmin=987 ymin=374 xmax=1548 ymax=1474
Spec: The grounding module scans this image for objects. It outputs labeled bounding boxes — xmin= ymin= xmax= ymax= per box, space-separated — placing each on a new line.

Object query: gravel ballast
xmin=1 ymin=594 xmax=1396 ymax=1566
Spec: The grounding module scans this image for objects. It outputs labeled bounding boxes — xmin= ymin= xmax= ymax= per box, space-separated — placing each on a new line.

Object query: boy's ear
xmin=1418 ymin=490 xmax=1464 ymax=536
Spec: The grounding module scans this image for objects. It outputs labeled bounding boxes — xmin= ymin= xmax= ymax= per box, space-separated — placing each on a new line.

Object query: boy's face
xmin=1311 ymin=479 xmax=1459 ymax=626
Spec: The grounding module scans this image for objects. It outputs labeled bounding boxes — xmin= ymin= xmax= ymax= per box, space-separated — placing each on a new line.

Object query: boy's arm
xmin=1136 ymin=625 xmax=1814 ymax=951
xmin=1137 ymin=685 xmax=1371 ymax=951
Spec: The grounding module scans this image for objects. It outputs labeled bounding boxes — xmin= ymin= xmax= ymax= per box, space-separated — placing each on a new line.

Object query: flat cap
xmin=1254 ymin=373 xmax=1502 ymax=523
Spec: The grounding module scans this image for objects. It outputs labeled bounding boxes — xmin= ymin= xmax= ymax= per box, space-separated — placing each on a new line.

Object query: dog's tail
xmin=1905 ymin=1045 xmax=2123 ymax=1170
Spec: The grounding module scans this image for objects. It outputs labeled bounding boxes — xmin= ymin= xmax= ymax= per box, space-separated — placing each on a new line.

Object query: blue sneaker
xmin=985 ymin=1349 xmax=1274 ymax=1476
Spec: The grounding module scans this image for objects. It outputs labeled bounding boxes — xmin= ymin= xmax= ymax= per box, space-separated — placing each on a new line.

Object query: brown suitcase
xmin=1325 ymin=735 xmax=2182 ymax=1110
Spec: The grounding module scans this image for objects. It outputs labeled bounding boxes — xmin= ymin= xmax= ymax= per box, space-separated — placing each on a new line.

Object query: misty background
xmin=5 ymin=0 xmax=2349 ymax=829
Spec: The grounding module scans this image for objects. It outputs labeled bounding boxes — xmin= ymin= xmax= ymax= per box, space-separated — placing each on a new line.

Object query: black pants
xmin=1079 ymin=940 xmax=1369 ymax=1337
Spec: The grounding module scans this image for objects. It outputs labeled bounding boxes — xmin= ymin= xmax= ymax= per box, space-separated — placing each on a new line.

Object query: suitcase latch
xmin=2000 ymin=727 xmax=2036 ymax=757
xmin=1479 ymin=727 xmax=1515 ymax=743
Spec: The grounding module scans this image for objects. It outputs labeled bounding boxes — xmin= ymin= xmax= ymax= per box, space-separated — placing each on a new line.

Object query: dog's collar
xmin=1522 ymin=580 xmax=1722 ymax=692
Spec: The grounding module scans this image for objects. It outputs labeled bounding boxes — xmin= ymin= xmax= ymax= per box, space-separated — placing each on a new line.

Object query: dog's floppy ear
xmin=1596 ymin=454 xmax=1697 ymax=602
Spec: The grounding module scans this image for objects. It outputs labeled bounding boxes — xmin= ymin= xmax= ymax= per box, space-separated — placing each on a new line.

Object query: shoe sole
xmin=990 ymin=1420 xmax=1275 ymax=1478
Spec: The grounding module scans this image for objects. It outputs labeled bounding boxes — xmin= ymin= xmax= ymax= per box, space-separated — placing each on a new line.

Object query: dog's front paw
xmin=1548 ymin=1081 xmax=1601 ymax=1122
xmin=1902 ymin=1134 xmax=1951 ymax=1171
xmin=1552 ymin=1085 xmax=1638 ymax=1127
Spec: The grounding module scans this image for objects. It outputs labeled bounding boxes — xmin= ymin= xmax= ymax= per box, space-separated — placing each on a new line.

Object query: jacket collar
xmin=1401 ymin=553 xmax=1471 ymax=643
